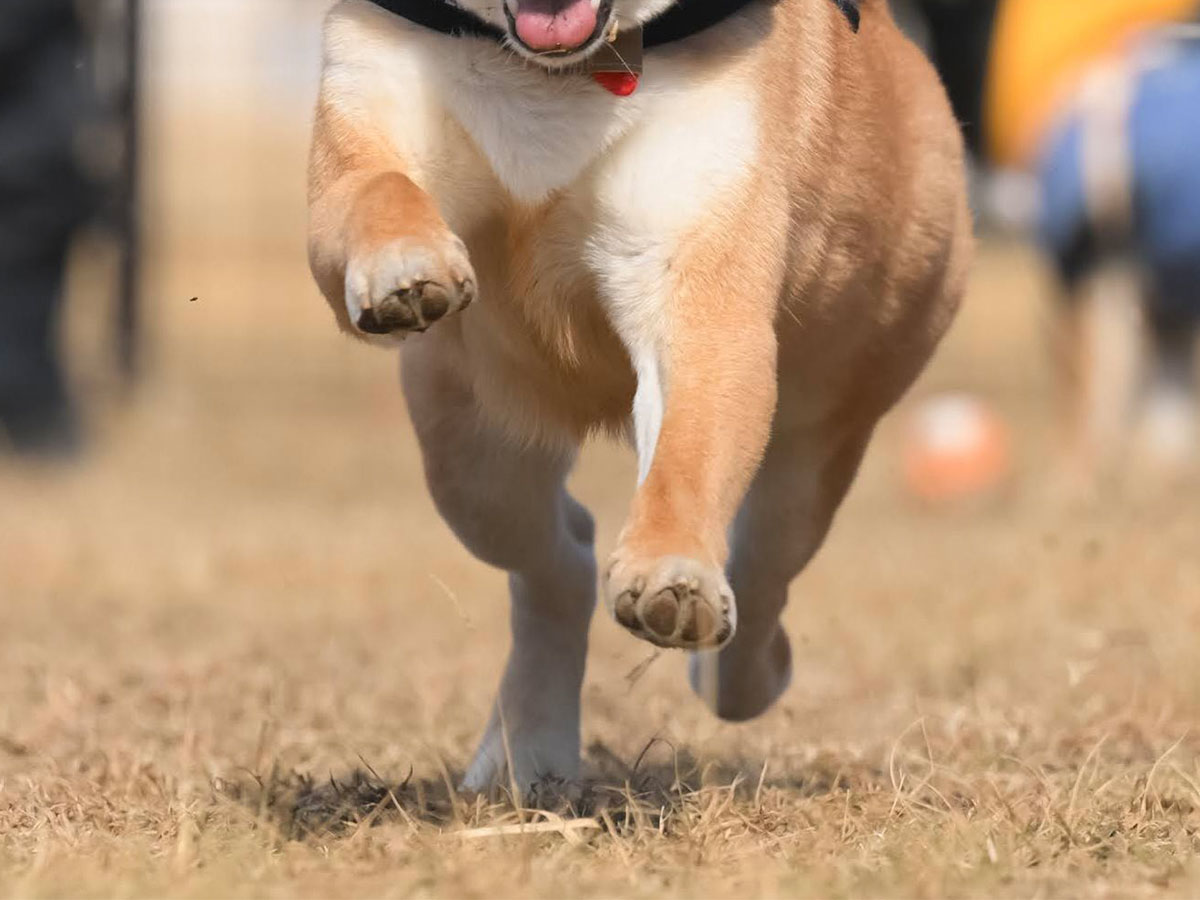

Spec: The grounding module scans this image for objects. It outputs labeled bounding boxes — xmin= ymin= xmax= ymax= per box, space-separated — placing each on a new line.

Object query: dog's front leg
xmin=603 ymin=226 xmax=782 ymax=651
xmin=308 ymin=102 xmax=476 ymax=342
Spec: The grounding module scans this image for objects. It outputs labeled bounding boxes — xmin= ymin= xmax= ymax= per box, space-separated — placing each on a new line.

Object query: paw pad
xmin=604 ymin=555 xmax=735 ymax=650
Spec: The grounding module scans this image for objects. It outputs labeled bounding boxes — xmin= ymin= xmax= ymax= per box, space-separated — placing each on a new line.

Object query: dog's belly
xmin=457 ymin=300 xmax=639 ymax=444
xmin=450 ymin=207 xmax=640 ymax=444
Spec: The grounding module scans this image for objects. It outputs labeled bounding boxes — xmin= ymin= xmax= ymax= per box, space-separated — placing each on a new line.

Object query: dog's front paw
xmin=604 ymin=553 xmax=736 ymax=650
xmin=345 ymin=233 xmax=476 ymax=340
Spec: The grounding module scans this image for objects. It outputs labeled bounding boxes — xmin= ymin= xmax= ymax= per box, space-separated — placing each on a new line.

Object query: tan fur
xmin=308 ymin=0 xmax=971 ymax=795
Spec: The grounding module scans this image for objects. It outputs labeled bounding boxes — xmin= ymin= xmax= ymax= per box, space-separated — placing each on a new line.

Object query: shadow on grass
xmin=220 ymin=740 xmax=887 ymax=841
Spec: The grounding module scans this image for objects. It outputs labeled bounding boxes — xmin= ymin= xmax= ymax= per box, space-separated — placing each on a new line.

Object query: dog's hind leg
xmin=401 ymin=336 xmax=595 ymax=801
xmin=689 ymin=422 xmax=870 ymax=720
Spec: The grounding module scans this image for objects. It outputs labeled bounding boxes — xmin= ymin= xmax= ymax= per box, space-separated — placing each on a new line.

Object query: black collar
xmin=364 ymin=0 xmax=859 ymax=48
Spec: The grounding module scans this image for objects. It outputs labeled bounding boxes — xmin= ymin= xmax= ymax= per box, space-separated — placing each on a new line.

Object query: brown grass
xmin=2 ymin=29 xmax=1200 ymax=891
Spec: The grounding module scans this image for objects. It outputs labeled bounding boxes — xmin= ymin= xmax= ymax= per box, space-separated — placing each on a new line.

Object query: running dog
xmin=308 ymin=0 xmax=971 ymax=797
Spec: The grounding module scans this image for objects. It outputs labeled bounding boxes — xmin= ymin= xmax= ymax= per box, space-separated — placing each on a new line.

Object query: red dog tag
xmin=587 ymin=25 xmax=642 ymax=97
xmin=592 ymin=71 xmax=640 ymax=96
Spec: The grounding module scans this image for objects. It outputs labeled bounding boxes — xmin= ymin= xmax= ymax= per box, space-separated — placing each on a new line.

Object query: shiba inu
xmin=308 ymin=0 xmax=970 ymax=797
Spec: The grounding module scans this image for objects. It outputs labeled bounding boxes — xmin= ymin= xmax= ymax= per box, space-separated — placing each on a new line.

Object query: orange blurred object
xmin=902 ymin=394 xmax=1012 ymax=503
xmin=986 ymin=0 xmax=1199 ymax=167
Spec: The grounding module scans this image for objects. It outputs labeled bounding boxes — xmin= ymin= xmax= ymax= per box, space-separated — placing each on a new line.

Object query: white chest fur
xmin=430 ymin=42 xmax=648 ymax=204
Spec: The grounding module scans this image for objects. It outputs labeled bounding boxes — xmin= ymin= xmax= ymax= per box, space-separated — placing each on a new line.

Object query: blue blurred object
xmin=1037 ymin=31 xmax=1200 ymax=329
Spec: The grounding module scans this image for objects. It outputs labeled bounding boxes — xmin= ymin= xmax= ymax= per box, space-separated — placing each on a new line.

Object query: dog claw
xmin=346 ymin=234 xmax=476 ymax=339
xmin=604 ymin=555 xmax=735 ymax=650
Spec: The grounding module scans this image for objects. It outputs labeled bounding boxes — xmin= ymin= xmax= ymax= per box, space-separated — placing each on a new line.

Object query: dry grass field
xmin=2 ymin=6 xmax=1200 ymax=897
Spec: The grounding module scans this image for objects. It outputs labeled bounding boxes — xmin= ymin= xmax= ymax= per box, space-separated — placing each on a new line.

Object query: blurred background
xmin=1 ymin=2 xmax=1198 ymax=885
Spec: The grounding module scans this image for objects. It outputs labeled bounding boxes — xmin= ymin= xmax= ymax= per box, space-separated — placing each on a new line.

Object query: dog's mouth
xmin=503 ymin=0 xmax=615 ymax=62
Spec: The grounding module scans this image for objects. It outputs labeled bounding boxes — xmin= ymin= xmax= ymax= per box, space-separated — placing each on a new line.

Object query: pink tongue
xmin=514 ymin=0 xmax=598 ymax=50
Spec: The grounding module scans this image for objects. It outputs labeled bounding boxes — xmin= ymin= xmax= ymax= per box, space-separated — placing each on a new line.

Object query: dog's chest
xmin=431 ymin=45 xmax=644 ymax=205
xmin=429 ymin=42 xmax=758 ymax=217
xmin=420 ymin=38 xmax=761 ymax=390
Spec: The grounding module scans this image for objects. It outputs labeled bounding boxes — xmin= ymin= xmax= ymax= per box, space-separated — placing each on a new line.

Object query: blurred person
xmin=0 ymin=1 xmax=100 ymax=457
xmin=1037 ymin=25 xmax=1200 ymax=483
xmin=894 ymin=0 xmax=1200 ymax=226
xmin=987 ymin=0 xmax=1200 ymax=169
xmin=901 ymin=0 xmax=1200 ymax=483
xmin=890 ymin=1 xmax=1200 ymax=493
